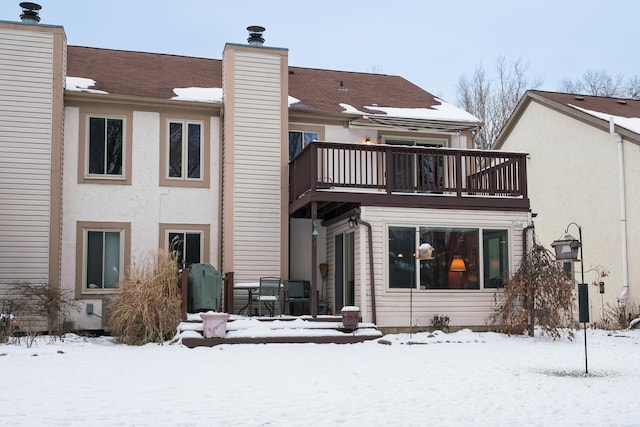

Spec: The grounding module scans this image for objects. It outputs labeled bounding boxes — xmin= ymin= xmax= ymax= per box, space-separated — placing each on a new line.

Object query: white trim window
xmin=166 ymin=230 xmax=203 ymax=267
xmin=289 ymin=130 xmax=319 ymax=160
xmin=87 ymin=116 xmax=125 ymax=177
xmin=84 ymin=228 xmax=124 ymax=292
xmin=167 ymin=120 xmax=202 ymax=180
xmin=388 ymin=226 xmax=509 ymax=290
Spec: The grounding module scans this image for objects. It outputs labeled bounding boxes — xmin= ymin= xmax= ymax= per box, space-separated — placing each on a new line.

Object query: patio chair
xmin=253 ymin=277 xmax=281 ymax=316
xmin=285 ymin=280 xmax=310 ymax=315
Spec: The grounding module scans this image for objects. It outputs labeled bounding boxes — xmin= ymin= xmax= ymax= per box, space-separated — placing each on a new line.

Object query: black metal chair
xmin=284 ymin=280 xmax=310 ymax=315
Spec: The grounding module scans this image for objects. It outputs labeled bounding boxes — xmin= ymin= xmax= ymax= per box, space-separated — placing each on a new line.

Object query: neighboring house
xmin=494 ymin=90 xmax=639 ymax=324
xmin=0 ymin=10 xmax=532 ymax=331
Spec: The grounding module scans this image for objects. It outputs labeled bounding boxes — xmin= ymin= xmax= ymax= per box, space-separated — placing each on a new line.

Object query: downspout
xmin=353 ymin=210 xmax=376 ymax=324
xmin=610 ymin=117 xmax=629 ymax=307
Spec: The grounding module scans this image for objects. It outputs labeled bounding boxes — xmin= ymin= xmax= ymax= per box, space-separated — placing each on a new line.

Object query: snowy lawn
xmin=1 ymin=328 xmax=639 ymax=426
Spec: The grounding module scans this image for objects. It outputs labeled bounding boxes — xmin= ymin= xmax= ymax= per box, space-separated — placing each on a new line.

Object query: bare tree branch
xmin=457 ymin=57 xmax=541 ymax=149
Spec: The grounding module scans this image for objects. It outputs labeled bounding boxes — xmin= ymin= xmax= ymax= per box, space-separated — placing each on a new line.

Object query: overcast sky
xmin=2 ymin=0 xmax=637 ymax=103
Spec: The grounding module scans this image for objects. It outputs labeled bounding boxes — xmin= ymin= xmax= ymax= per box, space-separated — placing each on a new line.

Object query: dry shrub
xmin=108 ymin=250 xmax=181 ymax=345
xmin=489 ymin=243 xmax=576 ymax=339
xmin=596 ymin=302 xmax=640 ymax=330
xmin=15 ymin=282 xmax=79 ymax=336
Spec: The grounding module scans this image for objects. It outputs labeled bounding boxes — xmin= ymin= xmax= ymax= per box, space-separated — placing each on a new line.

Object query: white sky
xmin=2 ymin=1 xmax=638 ymax=103
xmin=2 ymin=325 xmax=640 ymax=425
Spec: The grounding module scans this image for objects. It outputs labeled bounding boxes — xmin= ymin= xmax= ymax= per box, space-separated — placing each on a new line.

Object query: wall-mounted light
xmin=312 ymin=219 xmax=319 ymax=236
xmin=348 ymin=215 xmax=358 ymax=229
xmin=450 ymin=255 xmax=466 ymax=272
xmin=365 ymin=137 xmax=372 ymax=144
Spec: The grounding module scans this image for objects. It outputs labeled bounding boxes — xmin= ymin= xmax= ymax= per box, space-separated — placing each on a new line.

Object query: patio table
xmin=234 ymin=282 xmax=259 ymax=316
xmin=234 ymin=281 xmax=284 ymax=316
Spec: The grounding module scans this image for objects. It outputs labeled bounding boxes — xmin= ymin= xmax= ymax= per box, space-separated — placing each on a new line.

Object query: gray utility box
xmin=187 ymin=264 xmax=222 ymax=313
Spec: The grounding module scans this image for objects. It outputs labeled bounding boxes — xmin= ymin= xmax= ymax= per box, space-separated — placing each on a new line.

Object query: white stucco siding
xmin=0 ymin=28 xmax=53 ymax=287
xmin=622 ymin=140 xmax=640 ymax=313
xmin=61 ymin=108 xmax=220 ymax=328
xmin=342 ymin=206 xmax=529 ymax=328
xmin=499 ymin=100 xmax=639 ymax=322
xmin=231 ymin=51 xmax=282 ymax=280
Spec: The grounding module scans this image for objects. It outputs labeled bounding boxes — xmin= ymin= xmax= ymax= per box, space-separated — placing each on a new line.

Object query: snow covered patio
xmin=179 ymin=314 xmax=383 ymax=347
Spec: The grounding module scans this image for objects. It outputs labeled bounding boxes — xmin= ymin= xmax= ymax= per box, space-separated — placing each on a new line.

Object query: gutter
xmin=610 ymin=117 xmax=629 ymax=307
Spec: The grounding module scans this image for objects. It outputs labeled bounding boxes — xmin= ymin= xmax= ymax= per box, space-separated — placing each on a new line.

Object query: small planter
xmin=200 ymin=312 xmax=230 ymax=338
xmin=341 ymin=306 xmax=360 ymax=330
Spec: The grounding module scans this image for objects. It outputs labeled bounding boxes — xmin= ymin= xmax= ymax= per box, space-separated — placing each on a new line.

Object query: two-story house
xmin=0 ymin=8 xmax=531 ymax=331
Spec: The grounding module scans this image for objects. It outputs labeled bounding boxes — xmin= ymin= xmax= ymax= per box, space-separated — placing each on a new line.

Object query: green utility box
xmin=187 ymin=264 xmax=222 ymax=313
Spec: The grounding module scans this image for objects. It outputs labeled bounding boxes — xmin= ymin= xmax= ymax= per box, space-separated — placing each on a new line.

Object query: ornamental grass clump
xmin=108 ymin=250 xmax=181 ymax=345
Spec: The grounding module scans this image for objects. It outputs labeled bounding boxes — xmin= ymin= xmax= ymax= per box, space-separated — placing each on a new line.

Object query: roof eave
xmin=64 ymin=91 xmax=223 ymax=113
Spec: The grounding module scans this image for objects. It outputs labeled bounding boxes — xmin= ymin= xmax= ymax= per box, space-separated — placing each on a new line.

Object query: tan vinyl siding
xmin=328 ymin=206 xmax=529 ymax=328
xmin=231 ymin=51 xmax=283 ymax=281
xmin=0 ymin=28 xmax=54 ymax=292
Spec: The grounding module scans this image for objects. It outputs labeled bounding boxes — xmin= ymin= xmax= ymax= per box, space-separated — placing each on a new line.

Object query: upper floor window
xmin=168 ymin=121 xmax=202 ymax=180
xmin=88 ymin=116 xmax=124 ymax=177
xmin=77 ymin=106 xmax=132 ymax=185
xmin=160 ymin=114 xmax=210 ymax=188
xmin=289 ymin=130 xmax=319 ymax=160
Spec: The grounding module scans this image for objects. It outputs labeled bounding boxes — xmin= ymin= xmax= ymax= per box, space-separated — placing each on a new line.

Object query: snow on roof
xmin=288 ymin=95 xmax=301 ymax=106
xmin=339 ymin=103 xmax=366 ymax=115
xmin=66 ymin=77 xmax=108 ymax=94
xmin=172 ymin=87 xmax=223 ymax=103
xmin=364 ymin=98 xmax=479 ymax=122
xmin=570 ymin=103 xmax=640 ymax=135
xmin=341 ymin=98 xmax=479 ymax=123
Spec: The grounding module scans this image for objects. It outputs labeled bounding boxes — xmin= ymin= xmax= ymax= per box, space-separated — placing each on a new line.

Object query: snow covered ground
xmin=2 ymin=327 xmax=639 ymax=426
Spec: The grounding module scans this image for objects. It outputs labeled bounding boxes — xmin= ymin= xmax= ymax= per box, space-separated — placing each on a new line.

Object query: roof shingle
xmin=67 ymin=45 xmax=448 ymax=117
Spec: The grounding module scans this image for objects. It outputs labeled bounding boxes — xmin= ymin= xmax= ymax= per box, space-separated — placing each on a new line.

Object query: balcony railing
xmin=289 ymin=141 xmax=528 ymax=210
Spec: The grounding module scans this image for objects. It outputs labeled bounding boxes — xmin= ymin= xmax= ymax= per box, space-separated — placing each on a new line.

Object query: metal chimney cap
xmin=19 ymin=2 xmax=41 ymax=24
xmin=247 ymin=25 xmax=266 ymax=46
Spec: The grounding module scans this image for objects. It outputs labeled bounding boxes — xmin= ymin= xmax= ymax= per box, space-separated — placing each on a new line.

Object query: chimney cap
xmin=247 ymin=25 xmax=266 ymax=46
xmin=19 ymin=2 xmax=41 ymax=24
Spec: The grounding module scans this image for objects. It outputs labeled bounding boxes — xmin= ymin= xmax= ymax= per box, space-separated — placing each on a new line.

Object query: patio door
xmin=334 ymin=232 xmax=355 ymax=311
xmin=386 ymin=139 xmax=444 ymax=192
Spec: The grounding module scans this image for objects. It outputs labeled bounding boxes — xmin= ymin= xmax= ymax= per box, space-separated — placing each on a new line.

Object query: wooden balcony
xmin=289 ymin=142 xmax=529 ymax=219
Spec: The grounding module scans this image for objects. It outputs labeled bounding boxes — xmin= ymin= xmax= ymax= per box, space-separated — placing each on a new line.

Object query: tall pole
xmin=578 ymin=226 xmax=588 ymax=375
xmin=568 ymin=222 xmax=588 ymax=374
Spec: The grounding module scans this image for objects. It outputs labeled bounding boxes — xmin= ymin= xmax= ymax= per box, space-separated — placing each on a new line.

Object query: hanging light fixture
xmin=450 ymin=255 xmax=466 ymax=272
xmin=551 ymin=233 xmax=580 ymax=261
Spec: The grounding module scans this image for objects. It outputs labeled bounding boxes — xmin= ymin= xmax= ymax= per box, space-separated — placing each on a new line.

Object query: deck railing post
xmin=310 ymin=143 xmax=318 ymax=191
xmin=519 ymin=153 xmax=528 ymax=199
xmin=455 ymin=151 xmax=463 ymax=197
xmin=223 ymin=271 xmax=234 ymax=314
xmin=181 ymin=267 xmax=188 ymax=321
xmin=385 ymin=145 xmax=394 ymax=193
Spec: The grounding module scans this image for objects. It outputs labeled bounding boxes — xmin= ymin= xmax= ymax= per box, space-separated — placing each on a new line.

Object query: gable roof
xmin=494 ymin=90 xmax=640 ymax=148
xmin=66 ymin=45 xmax=479 ymax=129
